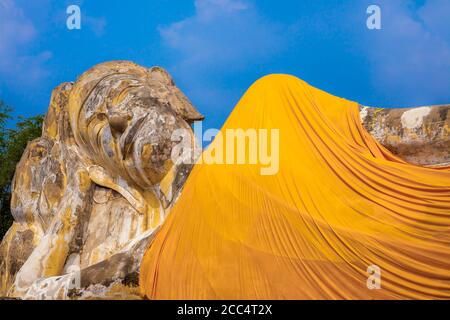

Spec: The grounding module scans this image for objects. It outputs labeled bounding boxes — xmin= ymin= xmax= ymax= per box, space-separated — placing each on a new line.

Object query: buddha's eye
xmin=108 ymin=112 xmax=130 ymax=134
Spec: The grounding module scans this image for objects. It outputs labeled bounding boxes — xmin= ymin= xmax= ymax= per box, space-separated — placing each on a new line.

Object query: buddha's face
xmin=69 ymin=62 xmax=203 ymax=189
xmin=103 ymin=85 xmax=193 ymax=187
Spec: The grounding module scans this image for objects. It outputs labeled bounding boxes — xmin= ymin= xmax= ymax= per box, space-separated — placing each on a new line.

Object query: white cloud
xmin=160 ymin=0 xmax=286 ymax=73
xmin=418 ymin=0 xmax=450 ymax=40
xmin=158 ymin=0 xmax=289 ymax=127
xmin=196 ymin=0 xmax=248 ymax=17
xmin=365 ymin=0 xmax=450 ymax=106
xmin=83 ymin=15 xmax=107 ymax=37
xmin=0 ymin=0 xmax=52 ymax=87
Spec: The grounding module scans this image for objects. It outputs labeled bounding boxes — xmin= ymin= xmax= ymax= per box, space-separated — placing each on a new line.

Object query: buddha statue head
xmin=68 ymin=61 xmax=204 ymax=209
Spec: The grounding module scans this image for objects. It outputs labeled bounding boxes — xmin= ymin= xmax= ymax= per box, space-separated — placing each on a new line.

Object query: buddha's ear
xmin=87 ymin=165 xmax=148 ymax=214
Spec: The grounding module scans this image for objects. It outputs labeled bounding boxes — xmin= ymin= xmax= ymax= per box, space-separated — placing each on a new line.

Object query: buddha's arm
xmin=360 ymin=104 xmax=450 ymax=167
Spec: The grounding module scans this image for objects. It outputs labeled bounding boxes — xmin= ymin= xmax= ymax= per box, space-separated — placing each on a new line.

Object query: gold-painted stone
xmin=0 ymin=61 xmax=202 ymax=299
xmin=360 ymin=104 xmax=450 ymax=166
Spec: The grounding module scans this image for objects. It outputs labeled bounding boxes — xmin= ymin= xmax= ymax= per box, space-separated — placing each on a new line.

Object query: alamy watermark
xmin=366 ymin=5 xmax=381 ymax=30
xmin=171 ymin=122 xmax=280 ymax=176
xmin=66 ymin=5 xmax=81 ymax=30
xmin=367 ymin=264 xmax=382 ymax=290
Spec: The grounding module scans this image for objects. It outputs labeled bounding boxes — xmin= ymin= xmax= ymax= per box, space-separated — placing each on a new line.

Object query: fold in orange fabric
xmin=140 ymin=74 xmax=450 ymax=299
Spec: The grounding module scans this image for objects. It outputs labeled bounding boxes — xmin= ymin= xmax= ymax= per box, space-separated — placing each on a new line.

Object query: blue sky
xmin=0 ymin=0 xmax=449 ymax=130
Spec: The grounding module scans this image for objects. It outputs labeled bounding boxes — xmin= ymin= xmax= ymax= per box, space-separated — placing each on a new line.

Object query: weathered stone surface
xmin=0 ymin=61 xmax=448 ymax=299
xmin=360 ymin=105 xmax=449 ymax=167
xmin=0 ymin=61 xmax=202 ymax=299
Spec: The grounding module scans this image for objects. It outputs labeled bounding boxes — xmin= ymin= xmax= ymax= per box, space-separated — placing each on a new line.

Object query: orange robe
xmin=140 ymin=74 xmax=450 ymax=299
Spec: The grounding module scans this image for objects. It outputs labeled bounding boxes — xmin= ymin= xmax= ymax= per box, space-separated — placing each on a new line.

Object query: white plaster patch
xmin=359 ymin=106 xmax=369 ymax=122
xmin=22 ymin=272 xmax=80 ymax=300
xmin=63 ymin=253 xmax=80 ymax=274
xmin=401 ymin=107 xmax=431 ymax=129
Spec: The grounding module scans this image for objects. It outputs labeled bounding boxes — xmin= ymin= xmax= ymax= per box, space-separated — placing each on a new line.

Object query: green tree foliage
xmin=0 ymin=100 xmax=44 ymax=239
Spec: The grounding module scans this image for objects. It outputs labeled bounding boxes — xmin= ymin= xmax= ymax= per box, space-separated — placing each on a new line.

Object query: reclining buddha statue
xmin=0 ymin=61 xmax=449 ymax=299
xmin=0 ymin=61 xmax=203 ymax=299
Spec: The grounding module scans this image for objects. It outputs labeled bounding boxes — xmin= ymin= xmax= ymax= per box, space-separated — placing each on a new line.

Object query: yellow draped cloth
xmin=140 ymin=75 xmax=450 ymax=299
